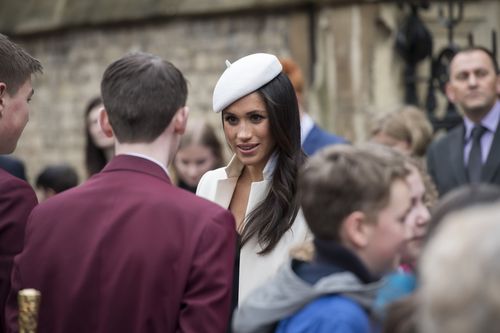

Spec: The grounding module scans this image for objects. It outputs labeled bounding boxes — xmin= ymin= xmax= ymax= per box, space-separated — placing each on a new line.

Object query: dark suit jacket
xmin=0 ymin=156 xmax=26 ymax=181
xmin=0 ymin=169 xmax=37 ymax=332
xmin=6 ymin=155 xmax=237 ymax=333
xmin=427 ymin=123 xmax=500 ymax=196
xmin=302 ymin=124 xmax=347 ymax=156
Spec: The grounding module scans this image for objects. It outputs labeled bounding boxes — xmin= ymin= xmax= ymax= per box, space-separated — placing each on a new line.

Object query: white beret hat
xmin=212 ymin=53 xmax=283 ymax=113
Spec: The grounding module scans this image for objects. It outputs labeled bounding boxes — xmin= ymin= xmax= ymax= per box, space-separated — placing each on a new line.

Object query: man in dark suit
xmin=6 ymin=52 xmax=237 ymax=333
xmin=0 ymin=33 xmax=41 ymax=332
xmin=427 ymin=46 xmax=500 ymax=196
xmin=0 ymin=155 xmax=27 ymax=180
xmin=279 ymin=58 xmax=347 ymax=156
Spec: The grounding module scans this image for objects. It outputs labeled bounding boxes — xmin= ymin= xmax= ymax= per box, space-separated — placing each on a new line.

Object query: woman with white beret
xmin=197 ymin=53 xmax=310 ymax=303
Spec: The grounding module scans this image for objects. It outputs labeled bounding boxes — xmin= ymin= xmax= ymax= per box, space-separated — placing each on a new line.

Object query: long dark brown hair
xmin=238 ymin=72 xmax=305 ymax=254
xmin=84 ymin=96 xmax=108 ymax=177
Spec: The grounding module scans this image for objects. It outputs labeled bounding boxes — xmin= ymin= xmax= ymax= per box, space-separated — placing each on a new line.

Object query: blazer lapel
xmin=245 ymin=180 xmax=270 ymax=217
xmin=450 ymin=126 xmax=468 ymax=185
xmin=482 ymin=122 xmax=500 ymax=182
xmin=214 ymin=177 xmax=238 ymax=209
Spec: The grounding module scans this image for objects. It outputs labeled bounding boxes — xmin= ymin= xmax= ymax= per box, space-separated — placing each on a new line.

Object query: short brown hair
xmin=101 ymin=52 xmax=187 ymax=143
xmin=0 ymin=33 xmax=42 ymax=95
xmin=449 ymin=46 xmax=499 ymax=75
xmin=300 ymin=144 xmax=409 ymax=240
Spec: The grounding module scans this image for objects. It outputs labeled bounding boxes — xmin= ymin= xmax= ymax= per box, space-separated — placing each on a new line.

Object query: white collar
xmin=121 ymin=152 xmax=170 ymax=177
xmin=300 ymin=112 xmax=315 ymax=144
xmin=224 ymin=151 xmax=278 ymax=181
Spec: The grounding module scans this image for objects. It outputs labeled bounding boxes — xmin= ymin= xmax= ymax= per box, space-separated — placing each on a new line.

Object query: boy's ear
xmin=173 ymin=106 xmax=189 ymax=135
xmin=341 ymin=211 xmax=371 ymax=249
xmin=99 ymin=107 xmax=114 ymax=138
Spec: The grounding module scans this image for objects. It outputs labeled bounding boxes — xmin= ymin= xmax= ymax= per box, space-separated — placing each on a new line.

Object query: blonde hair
xmin=371 ymin=106 xmax=433 ymax=157
xmin=419 ymin=204 xmax=500 ymax=333
xmin=177 ymin=118 xmax=224 ymax=168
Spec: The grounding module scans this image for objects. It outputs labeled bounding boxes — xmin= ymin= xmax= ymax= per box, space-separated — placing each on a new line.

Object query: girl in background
xmin=173 ymin=118 xmax=224 ymax=193
xmin=85 ymin=97 xmax=114 ymax=177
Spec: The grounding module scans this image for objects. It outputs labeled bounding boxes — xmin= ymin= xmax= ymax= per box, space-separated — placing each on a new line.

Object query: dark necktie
xmin=467 ymin=125 xmax=487 ymax=183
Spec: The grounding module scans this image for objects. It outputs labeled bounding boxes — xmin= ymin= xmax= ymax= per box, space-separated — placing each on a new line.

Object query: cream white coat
xmin=196 ymin=154 xmax=310 ymax=303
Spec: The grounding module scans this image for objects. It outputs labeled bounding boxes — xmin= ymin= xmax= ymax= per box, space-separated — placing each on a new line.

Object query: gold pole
xmin=18 ymin=289 xmax=41 ymax=333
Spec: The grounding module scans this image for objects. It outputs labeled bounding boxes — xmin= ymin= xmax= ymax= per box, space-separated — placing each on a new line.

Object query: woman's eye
xmin=224 ymin=116 xmax=238 ymax=125
xmin=250 ymin=114 xmax=264 ymax=122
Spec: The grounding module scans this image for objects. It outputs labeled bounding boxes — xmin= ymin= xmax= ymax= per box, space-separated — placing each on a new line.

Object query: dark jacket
xmin=427 ymin=123 xmax=500 ymax=196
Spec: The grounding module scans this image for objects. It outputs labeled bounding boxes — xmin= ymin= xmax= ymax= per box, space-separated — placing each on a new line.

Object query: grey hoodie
xmin=232 ymin=259 xmax=382 ymax=333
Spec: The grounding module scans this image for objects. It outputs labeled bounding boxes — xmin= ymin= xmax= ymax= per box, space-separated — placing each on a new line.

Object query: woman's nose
xmin=236 ymin=122 xmax=251 ymax=140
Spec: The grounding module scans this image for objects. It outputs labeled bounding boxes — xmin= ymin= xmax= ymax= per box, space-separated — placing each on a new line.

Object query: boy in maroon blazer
xmin=0 ymin=33 xmax=42 ymax=332
xmin=6 ymin=52 xmax=237 ymax=333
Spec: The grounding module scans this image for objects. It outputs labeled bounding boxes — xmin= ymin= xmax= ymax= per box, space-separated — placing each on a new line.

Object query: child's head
xmin=358 ymin=144 xmax=434 ymax=266
xmin=419 ymin=203 xmax=500 ymax=333
xmin=400 ymin=161 xmax=432 ymax=265
xmin=426 ymin=183 xmax=500 ymax=242
xmin=173 ymin=118 xmax=224 ymax=190
xmin=300 ymin=144 xmax=411 ymax=276
xmin=36 ymin=164 xmax=79 ymax=201
xmin=370 ymin=105 xmax=433 ymax=157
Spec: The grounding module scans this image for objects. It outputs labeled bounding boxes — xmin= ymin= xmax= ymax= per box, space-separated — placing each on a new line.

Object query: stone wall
xmin=5 ymin=0 xmax=500 ymax=184
xmin=12 ymin=13 xmax=297 ymax=182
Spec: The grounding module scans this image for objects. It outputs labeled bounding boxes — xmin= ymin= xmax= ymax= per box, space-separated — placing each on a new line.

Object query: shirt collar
xmin=121 ymin=152 xmax=170 ymax=177
xmin=300 ymin=113 xmax=315 ymax=145
xmin=464 ymin=100 xmax=500 ymax=141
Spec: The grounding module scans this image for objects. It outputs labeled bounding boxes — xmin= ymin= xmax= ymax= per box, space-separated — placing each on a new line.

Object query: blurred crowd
xmin=1 ymin=32 xmax=500 ymax=333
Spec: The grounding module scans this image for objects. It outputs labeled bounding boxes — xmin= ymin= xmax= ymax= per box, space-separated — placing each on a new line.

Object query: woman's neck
xmin=242 ymin=164 xmax=264 ymax=182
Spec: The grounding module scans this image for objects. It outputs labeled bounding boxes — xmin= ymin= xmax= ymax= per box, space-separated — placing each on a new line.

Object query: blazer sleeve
xmin=0 ymin=178 xmax=37 ymax=331
xmin=177 ymin=208 xmax=237 ymax=333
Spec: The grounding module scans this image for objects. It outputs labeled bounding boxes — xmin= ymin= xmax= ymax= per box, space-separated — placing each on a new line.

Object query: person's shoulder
xmin=311 ymin=124 xmax=347 ymax=144
xmin=277 ymin=295 xmax=370 ymax=333
xmin=160 ymin=182 xmax=234 ymax=227
xmin=0 ymin=168 xmax=34 ymax=196
xmin=428 ymin=124 xmax=463 ymax=152
xmin=0 ymin=169 xmax=37 ymax=220
xmin=304 ymin=295 xmax=367 ymax=317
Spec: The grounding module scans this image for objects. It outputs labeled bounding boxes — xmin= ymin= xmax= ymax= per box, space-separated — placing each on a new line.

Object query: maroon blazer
xmin=0 ymin=169 xmax=37 ymax=333
xmin=6 ymin=155 xmax=237 ymax=333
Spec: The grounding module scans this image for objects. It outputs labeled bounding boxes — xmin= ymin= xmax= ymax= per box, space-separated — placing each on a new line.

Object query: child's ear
xmin=341 ymin=211 xmax=371 ymax=249
xmin=173 ymin=106 xmax=189 ymax=135
xmin=99 ymin=108 xmax=114 ymax=138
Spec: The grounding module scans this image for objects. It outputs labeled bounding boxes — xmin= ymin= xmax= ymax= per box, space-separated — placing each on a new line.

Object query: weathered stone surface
xmin=3 ymin=0 xmax=500 ymax=185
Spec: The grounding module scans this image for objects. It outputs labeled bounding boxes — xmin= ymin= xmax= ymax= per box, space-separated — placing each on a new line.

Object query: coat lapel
xmin=245 ymin=180 xmax=270 ymax=217
xmin=214 ymin=177 xmax=238 ymax=209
